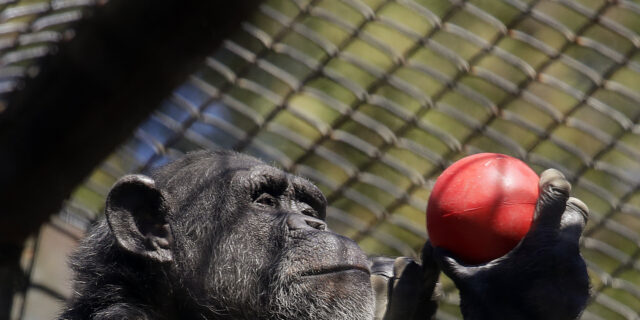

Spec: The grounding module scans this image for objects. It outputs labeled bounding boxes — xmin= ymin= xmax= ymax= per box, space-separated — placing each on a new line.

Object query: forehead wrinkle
xmin=233 ymin=165 xmax=289 ymax=193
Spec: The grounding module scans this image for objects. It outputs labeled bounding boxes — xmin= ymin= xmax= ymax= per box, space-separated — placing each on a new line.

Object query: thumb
xmin=420 ymin=242 xmax=440 ymax=287
xmin=531 ymin=169 xmax=571 ymax=231
xmin=431 ymin=246 xmax=476 ymax=284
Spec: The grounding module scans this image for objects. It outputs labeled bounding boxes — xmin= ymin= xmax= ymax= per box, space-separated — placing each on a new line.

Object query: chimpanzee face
xmin=93 ymin=150 xmax=375 ymax=320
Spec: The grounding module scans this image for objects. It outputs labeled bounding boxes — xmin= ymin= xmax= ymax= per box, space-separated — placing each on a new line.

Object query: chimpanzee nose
xmin=287 ymin=213 xmax=327 ymax=231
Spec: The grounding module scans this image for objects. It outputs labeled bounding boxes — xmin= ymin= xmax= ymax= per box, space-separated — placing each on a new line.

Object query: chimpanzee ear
xmin=105 ymin=174 xmax=173 ymax=263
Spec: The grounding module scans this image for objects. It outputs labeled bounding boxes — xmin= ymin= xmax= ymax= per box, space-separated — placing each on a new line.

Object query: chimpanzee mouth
xmin=300 ymin=265 xmax=370 ymax=277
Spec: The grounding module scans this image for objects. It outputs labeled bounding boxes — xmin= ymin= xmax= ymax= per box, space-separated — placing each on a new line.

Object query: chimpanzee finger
xmin=370 ymin=256 xmax=395 ymax=278
xmin=431 ymin=246 xmax=476 ymax=283
xmin=370 ymin=256 xmax=395 ymax=319
xmin=530 ymin=169 xmax=571 ymax=231
xmin=420 ymin=242 xmax=440 ymax=288
xmin=391 ymin=257 xmax=417 ymax=282
xmin=371 ymin=273 xmax=390 ymax=319
xmin=383 ymin=258 xmax=424 ymax=320
xmin=558 ymin=197 xmax=589 ymax=244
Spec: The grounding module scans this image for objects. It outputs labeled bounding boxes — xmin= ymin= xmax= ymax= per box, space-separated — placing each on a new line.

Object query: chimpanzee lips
xmin=288 ymin=231 xmax=371 ymax=278
xmin=300 ymin=264 xmax=370 ymax=277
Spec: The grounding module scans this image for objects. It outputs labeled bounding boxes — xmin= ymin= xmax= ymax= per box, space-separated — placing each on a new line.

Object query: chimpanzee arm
xmin=429 ymin=169 xmax=590 ymax=320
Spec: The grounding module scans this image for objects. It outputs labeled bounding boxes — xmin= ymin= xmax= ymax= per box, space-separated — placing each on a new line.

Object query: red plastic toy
xmin=426 ymin=153 xmax=539 ymax=264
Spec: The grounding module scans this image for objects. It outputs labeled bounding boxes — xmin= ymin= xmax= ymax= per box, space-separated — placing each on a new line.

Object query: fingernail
xmin=393 ymin=257 xmax=413 ymax=276
xmin=568 ymin=197 xmax=589 ymax=220
xmin=540 ymin=169 xmax=571 ymax=196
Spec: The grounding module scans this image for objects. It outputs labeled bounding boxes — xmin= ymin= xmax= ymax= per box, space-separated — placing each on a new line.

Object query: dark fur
xmin=60 ymin=150 xmax=374 ymax=320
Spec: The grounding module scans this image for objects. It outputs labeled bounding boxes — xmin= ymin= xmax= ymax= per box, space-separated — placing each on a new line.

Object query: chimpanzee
xmin=59 ymin=150 xmax=590 ymax=320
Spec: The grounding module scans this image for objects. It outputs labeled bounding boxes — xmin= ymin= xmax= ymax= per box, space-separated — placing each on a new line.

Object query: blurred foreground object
xmin=0 ymin=0 xmax=259 ymax=317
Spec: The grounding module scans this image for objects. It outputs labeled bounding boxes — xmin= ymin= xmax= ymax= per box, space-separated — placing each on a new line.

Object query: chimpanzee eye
xmin=255 ymin=193 xmax=278 ymax=208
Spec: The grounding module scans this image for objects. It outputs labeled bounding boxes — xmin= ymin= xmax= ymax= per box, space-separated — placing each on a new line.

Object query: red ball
xmin=426 ymin=153 xmax=539 ymax=264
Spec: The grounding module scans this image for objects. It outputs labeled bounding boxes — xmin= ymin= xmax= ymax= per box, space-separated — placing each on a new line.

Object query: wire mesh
xmin=10 ymin=0 xmax=640 ymax=319
xmin=0 ymin=0 xmax=101 ymax=104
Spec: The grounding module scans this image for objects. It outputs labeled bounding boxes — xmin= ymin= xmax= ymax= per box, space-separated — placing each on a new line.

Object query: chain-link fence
xmin=6 ymin=0 xmax=640 ymax=319
xmin=0 ymin=0 xmax=99 ymax=99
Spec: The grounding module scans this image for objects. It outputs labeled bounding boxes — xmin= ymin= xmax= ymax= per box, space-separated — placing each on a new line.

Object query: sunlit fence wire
xmin=0 ymin=0 xmax=100 ymax=102
xmin=6 ymin=0 xmax=640 ymax=319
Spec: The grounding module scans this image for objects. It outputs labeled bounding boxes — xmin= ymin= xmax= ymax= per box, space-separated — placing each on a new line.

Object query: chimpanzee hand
xmin=427 ymin=169 xmax=590 ymax=320
xmin=369 ymin=254 xmax=440 ymax=320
